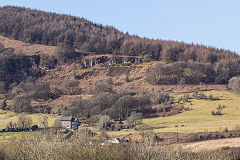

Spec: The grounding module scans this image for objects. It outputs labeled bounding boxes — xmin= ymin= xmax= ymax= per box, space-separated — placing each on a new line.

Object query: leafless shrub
xmin=40 ymin=54 xmax=57 ymax=69
xmin=0 ymin=129 xmax=233 ymax=160
xmin=0 ymin=81 xmax=7 ymax=94
xmin=228 ymin=76 xmax=240 ymax=92
xmin=62 ymin=79 xmax=80 ymax=95
xmin=12 ymin=95 xmax=32 ymax=113
xmin=11 ymin=81 xmax=50 ymax=100
xmin=92 ymin=78 xmax=112 ymax=94
xmin=151 ymin=91 xmax=170 ymax=104
xmin=55 ymin=43 xmax=75 ymax=64
xmin=17 ymin=113 xmax=33 ymax=129
xmin=0 ymin=42 xmax=4 ymax=52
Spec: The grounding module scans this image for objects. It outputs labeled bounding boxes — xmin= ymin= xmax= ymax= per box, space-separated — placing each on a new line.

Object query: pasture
xmin=110 ymin=90 xmax=240 ymax=135
xmin=0 ymin=110 xmax=59 ymax=130
xmin=0 ymin=132 xmax=37 ymax=142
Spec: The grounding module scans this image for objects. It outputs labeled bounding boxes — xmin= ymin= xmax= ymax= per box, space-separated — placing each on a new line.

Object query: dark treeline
xmin=0 ymin=6 xmax=239 ymax=63
xmin=146 ymin=60 xmax=240 ymax=84
xmin=64 ymin=78 xmax=176 ymax=120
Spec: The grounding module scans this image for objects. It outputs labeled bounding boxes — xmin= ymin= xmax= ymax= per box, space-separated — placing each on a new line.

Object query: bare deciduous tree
xmin=97 ymin=115 xmax=111 ymax=131
xmin=40 ymin=116 xmax=48 ymax=128
xmin=127 ymin=112 xmax=143 ymax=129
xmin=17 ymin=114 xmax=32 ymax=129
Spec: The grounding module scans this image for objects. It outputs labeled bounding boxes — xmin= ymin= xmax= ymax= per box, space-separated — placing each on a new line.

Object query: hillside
xmin=0 ymin=6 xmax=239 ymax=63
xmin=0 ymin=6 xmax=239 ymax=87
xmin=0 ymin=35 xmax=231 ymax=119
xmin=1 ymin=4 xmax=240 ymax=160
xmin=0 ymin=6 xmax=240 ymax=133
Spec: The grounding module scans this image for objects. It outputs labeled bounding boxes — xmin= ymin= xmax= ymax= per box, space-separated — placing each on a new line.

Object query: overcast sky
xmin=1 ymin=0 xmax=240 ymax=54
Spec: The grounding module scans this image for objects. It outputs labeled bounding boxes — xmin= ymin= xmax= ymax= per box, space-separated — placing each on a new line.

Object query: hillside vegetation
xmin=0 ymin=6 xmax=240 ymax=136
xmin=1 ymin=6 xmax=240 ymax=160
xmin=109 ymin=90 xmax=240 ymax=135
xmin=0 ymin=6 xmax=239 ymax=63
xmin=0 ymin=109 xmax=58 ymax=130
xmin=0 ymin=6 xmax=240 ymax=87
xmin=0 ymin=131 xmax=234 ymax=160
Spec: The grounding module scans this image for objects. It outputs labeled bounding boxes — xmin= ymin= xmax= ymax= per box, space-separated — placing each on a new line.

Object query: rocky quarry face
xmin=82 ymin=56 xmax=143 ymax=68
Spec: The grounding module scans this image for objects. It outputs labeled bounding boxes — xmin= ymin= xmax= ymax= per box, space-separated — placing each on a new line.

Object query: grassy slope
xmin=182 ymin=137 xmax=240 ymax=152
xmin=1 ymin=35 xmax=239 ymax=137
xmin=0 ymin=109 xmax=59 ymax=129
xmin=0 ymin=110 xmax=59 ymax=142
xmin=0 ymin=131 xmax=37 ymax=142
xmin=110 ymin=90 xmax=240 ymax=135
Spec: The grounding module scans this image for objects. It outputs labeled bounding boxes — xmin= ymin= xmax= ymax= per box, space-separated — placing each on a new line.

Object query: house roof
xmin=108 ymin=138 xmax=121 ymax=144
xmin=60 ymin=116 xmax=75 ymax=121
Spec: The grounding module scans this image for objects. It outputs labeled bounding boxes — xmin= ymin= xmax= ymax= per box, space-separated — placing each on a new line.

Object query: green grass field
xmin=0 ymin=109 xmax=59 ymax=142
xmin=110 ymin=90 xmax=240 ymax=135
xmin=2 ymin=90 xmax=240 ymax=137
xmin=0 ymin=131 xmax=37 ymax=142
xmin=0 ymin=110 xmax=59 ymax=130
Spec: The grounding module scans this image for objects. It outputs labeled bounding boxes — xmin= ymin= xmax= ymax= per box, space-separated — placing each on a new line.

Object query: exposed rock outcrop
xmin=82 ymin=56 xmax=143 ymax=68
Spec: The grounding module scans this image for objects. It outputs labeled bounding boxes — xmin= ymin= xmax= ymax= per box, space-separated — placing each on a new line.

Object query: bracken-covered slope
xmin=0 ymin=6 xmax=239 ymax=63
xmin=0 ymin=36 xmax=228 ymax=117
xmin=0 ymin=6 xmax=240 ymax=120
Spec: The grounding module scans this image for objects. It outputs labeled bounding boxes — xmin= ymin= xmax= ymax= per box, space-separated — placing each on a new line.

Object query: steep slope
xmin=0 ymin=6 xmax=240 ymax=121
xmin=0 ymin=6 xmax=239 ymax=64
xmin=0 ymin=37 xmax=228 ymax=117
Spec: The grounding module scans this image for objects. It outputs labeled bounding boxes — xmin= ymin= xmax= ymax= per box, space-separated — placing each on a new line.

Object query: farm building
xmin=60 ymin=116 xmax=80 ymax=129
xmin=101 ymin=138 xmax=129 ymax=146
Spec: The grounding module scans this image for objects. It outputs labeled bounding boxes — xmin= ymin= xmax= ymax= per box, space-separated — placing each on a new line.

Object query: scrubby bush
xmin=12 ymin=81 xmax=50 ymax=100
xmin=215 ymin=59 xmax=240 ymax=84
xmin=0 ymin=42 xmax=4 ymax=52
xmin=92 ymin=78 xmax=113 ymax=94
xmin=228 ymin=76 xmax=240 ymax=92
xmin=55 ymin=43 xmax=76 ymax=64
xmin=1 ymin=99 xmax=6 ymax=110
xmin=12 ymin=95 xmax=32 ymax=113
xmin=127 ymin=112 xmax=143 ymax=129
xmin=55 ymin=43 xmax=75 ymax=64
xmin=151 ymin=91 xmax=171 ymax=104
xmin=183 ymin=107 xmax=190 ymax=111
xmin=65 ymin=97 xmax=85 ymax=117
xmin=0 ymin=81 xmax=7 ymax=94
xmin=192 ymin=91 xmax=198 ymax=99
xmin=1 ymin=47 xmax=14 ymax=55
xmin=125 ymin=70 xmax=130 ymax=82
xmin=112 ymin=95 xmax=137 ymax=120
xmin=146 ymin=61 xmax=215 ymax=85
xmin=191 ymin=91 xmax=207 ymax=100
xmin=211 ymin=106 xmax=223 ymax=116
xmin=0 ymin=129 xmax=235 ymax=160
xmin=97 ymin=115 xmax=111 ymax=131
xmin=182 ymin=94 xmax=190 ymax=102
xmin=91 ymin=92 xmax=118 ymax=111
xmin=62 ymin=80 xmax=79 ymax=95
xmin=209 ymin=94 xmax=220 ymax=101
xmin=17 ymin=114 xmax=32 ymax=129
xmin=0 ymin=150 xmax=6 ymax=160
xmin=215 ymin=110 xmax=222 ymax=115
xmin=187 ymin=133 xmax=200 ymax=142
xmin=217 ymin=104 xmax=225 ymax=110
xmin=230 ymin=147 xmax=240 ymax=160
xmin=33 ymin=82 xmax=51 ymax=100
xmin=40 ymin=54 xmax=57 ymax=69
xmin=199 ymin=92 xmax=207 ymax=99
